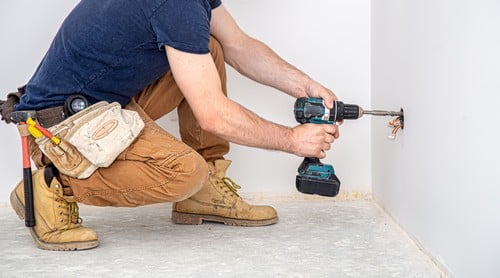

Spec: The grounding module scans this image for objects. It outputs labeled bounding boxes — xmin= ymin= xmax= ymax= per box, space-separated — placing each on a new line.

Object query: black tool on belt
xmin=64 ymin=94 xmax=89 ymax=117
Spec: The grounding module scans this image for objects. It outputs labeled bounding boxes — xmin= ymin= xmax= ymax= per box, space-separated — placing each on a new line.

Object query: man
xmin=3 ymin=0 xmax=339 ymax=250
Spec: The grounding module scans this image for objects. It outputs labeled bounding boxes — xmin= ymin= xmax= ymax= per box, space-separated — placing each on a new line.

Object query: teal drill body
xmin=293 ymin=98 xmax=350 ymax=197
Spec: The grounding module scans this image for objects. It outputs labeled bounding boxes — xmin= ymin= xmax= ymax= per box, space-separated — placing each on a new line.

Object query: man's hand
xmin=304 ymin=79 xmax=338 ymax=110
xmin=290 ymin=123 xmax=339 ymax=158
xmin=303 ymin=79 xmax=344 ymax=126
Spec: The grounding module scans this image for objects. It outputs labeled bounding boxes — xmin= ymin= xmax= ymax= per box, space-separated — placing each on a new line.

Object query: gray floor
xmin=0 ymin=199 xmax=442 ymax=277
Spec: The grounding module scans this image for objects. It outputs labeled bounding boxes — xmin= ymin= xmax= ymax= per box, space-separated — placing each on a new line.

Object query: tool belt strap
xmin=35 ymin=106 xmax=65 ymax=128
xmin=1 ymin=85 xmax=68 ymax=128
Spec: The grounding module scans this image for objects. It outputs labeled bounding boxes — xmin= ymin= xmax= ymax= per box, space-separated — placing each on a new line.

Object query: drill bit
xmin=360 ymin=108 xmax=403 ymax=117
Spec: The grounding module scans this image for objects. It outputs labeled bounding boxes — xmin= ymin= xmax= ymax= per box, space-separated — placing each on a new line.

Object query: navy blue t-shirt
xmin=17 ymin=0 xmax=222 ymax=110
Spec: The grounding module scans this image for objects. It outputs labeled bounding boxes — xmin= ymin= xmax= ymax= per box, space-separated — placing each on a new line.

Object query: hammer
xmin=10 ymin=110 xmax=37 ymax=227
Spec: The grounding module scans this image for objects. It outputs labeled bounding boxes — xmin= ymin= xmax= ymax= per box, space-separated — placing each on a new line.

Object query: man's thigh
xmin=58 ymin=100 xmax=208 ymax=207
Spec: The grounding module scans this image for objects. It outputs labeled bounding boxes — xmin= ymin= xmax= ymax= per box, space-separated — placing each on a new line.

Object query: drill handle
xmin=297 ymin=157 xmax=321 ymax=174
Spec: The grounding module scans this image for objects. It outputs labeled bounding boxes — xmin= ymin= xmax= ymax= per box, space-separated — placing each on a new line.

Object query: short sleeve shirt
xmin=17 ymin=0 xmax=222 ymax=110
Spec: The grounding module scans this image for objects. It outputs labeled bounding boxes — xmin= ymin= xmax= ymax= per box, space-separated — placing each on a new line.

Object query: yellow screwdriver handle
xmin=27 ymin=125 xmax=43 ymax=138
xmin=26 ymin=117 xmax=61 ymax=145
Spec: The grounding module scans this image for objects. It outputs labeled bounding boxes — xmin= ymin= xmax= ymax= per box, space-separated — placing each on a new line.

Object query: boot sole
xmin=171 ymin=211 xmax=278 ymax=227
xmin=10 ymin=190 xmax=99 ymax=251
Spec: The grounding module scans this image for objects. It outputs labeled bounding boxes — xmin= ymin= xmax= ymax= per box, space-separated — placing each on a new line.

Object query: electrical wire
xmin=387 ymin=117 xmax=402 ymax=140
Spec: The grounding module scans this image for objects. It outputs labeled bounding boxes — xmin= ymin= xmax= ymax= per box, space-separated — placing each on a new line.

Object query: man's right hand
xmin=290 ymin=124 xmax=339 ymax=158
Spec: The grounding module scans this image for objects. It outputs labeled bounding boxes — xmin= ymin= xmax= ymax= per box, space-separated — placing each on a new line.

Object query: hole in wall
xmin=399 ymin=108 xmax=404 ymax=129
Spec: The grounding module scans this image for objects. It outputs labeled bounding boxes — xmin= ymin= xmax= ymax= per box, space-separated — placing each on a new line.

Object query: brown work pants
xmin=36 ymin=37 xmax=229 ymax=207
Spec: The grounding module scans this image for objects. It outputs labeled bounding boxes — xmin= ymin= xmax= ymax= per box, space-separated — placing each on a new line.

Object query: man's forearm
xmin=201 ymin=96 xmax=337 ymax=159
xmin=223 ymin=35 xmax=312 ymax=99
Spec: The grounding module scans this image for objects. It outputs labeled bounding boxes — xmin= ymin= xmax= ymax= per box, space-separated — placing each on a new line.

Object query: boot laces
xmin=55 ymin=196 xmax=83 ymax=227
xmin=221 ymin=177 xmax=241 ymax=197
xmin=69 ymin=202 xmax=83 ymax=224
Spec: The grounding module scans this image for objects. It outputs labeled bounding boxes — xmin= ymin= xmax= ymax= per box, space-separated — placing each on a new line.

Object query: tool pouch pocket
xmin=36 ymin=101 xmax=145 ymax=179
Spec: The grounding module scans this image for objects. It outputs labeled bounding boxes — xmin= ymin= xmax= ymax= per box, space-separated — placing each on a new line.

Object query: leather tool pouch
xmin=35 ymin=101 xmax=144 ymax=179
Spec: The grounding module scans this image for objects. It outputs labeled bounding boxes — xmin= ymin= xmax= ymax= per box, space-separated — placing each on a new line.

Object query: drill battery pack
xmin=296 ymin=174 xmax=340 ymax=197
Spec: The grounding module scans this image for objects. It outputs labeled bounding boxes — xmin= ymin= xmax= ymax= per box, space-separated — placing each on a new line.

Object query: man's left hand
xmin=304 ymin=80 xmax=337 ymax=109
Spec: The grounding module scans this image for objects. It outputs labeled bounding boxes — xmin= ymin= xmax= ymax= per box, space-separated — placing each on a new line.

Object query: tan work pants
xmin=47 ymin=37 xmax=229 ymax=207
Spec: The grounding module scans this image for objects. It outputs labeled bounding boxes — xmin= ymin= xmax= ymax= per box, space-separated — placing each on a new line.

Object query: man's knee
xmin=168 ymin=152 xmax=209 ymax=202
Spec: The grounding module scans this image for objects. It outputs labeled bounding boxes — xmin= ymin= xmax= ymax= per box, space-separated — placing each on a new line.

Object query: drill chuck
xmin=334 ymin=101 xmax=362 ymax=121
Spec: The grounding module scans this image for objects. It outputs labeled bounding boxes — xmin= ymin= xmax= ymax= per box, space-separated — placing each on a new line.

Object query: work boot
xmin=172 ymin=159 xmax=278 ymax=226
xmin=10 ymin=165 xmax=99 ymax=251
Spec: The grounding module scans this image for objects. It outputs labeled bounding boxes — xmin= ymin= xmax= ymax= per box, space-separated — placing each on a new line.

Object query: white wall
xmin=0 ymin=0 xmax=372 ymax=202
xmin=372 ymin=1 xmax=500 ymax=277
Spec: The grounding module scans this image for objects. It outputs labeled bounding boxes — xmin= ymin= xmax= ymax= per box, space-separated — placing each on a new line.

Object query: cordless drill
xmin=293 ymin=97 xmax=403 ymax=197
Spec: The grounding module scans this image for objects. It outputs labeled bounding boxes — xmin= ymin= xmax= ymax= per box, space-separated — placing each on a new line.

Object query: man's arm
xmin=165 ymin=46 xmax=336 ymax=158
xmin=210 ymin=5 xmax=337 ymax=109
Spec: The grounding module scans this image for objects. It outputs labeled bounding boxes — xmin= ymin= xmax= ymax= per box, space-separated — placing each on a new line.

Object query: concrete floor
xmin=0 ymin=198 xmax=442 ymax=277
